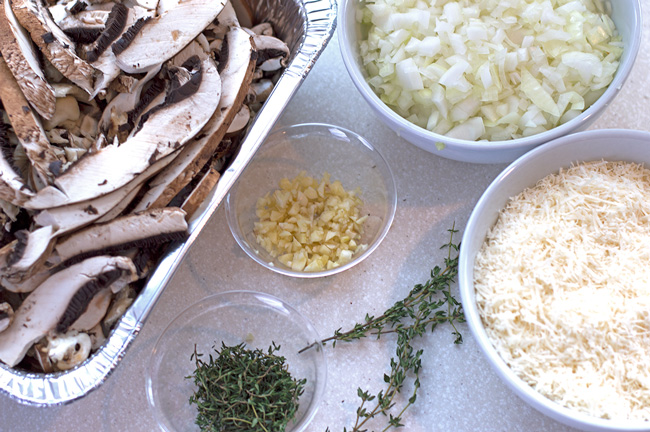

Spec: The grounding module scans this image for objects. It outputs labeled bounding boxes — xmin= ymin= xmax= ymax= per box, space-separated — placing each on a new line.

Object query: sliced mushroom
xmin=0 ymin=254 xmax=137 ymax=367
xmin=92 ymin=180 xmax=142 ymax=224
xmin=0 ymin=225 xmax=55 ymax=287
xmin=252 ymin=34 xmax=289 ymax=72
xmin=84 ymin=3 xmax=127 ymax=63
xmin=204 ymin=0 xmax=239 ymax=41
xmin=31 ymin=338 xmax=54 ymax=372
xmin=52 ymin=82 xmax=91 ymax=102
xmin=133 ymin=0 xmax=158 ymax=10
xmin=108 ymin=74 xmax=139 ymax=94
xmin=42 ymin=96 xmax=81 ymax=131
xmin=180 ymin=165 xmax=219 ymax=219
xmin=101 ymin=283 xmax=134 ymax=333
xmin=0 ymin=58 xmax=70 ymax=184
xmin=113 ymin=0 xmax=226 ymax=73
xmin=0 ymin=302 xmax=14 ymax=333
xmin=32 ymin=148 xmax=179 ymax=235
xmin=0 ymin=261 xmax=54 ymax=293
xmin=0 ymin=122 xmax=34 ymax=206
xmin=69 ymin=287 xmax=111 ymax=331
xmin=225 ymin=103 xmax=249 ymax=135
xmin=0 ymin=58 xmax=65 ymax=186
xmin=54 ymin=206 xmax=188 ymax=265
xmin=133 ymin=27 xmax=253 ymax=211
xmin=11 ymin=0 xmax=98 ymax=94
xmin=0 ymin=0 xmax=56 ymax=119
xmin=98 ymin=64 xmax=162 ymax=141
xmin=41 ymin=329 xmax=92 ymax=370
xmin=87 ymin=4 xmax=156 ymax=97
xmin=86 ymin=322 xmax=105 ymax=351
xmin=250 ymin=78 xmax=273 ymax=105
xmin=25 ymin=47 xmax=222 ymax=209
xmin=249 ymin=22 xmax=272 ymax=36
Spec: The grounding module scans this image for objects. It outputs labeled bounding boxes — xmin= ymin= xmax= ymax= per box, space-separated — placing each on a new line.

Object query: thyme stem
xmin=321 ymin=224 xmax=465 ymax=432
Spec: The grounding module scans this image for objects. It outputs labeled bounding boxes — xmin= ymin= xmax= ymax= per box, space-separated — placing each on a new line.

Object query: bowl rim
xmin=337 ymin=0 xmax=643 ymax=151
xmin=225 ymin=122 xmax=398 ymax=278
xmin=145 ymin=289 xmax=328 ymax=432
xmin=459 ymin=129 xmax=650 ymax=431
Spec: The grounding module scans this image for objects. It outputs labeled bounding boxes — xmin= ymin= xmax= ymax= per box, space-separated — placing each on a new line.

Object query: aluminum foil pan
xmin=0 ymin=0 xmax=337 ymax=406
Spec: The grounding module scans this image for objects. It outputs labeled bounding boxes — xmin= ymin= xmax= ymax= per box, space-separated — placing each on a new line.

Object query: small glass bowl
xmin=225 ymin=123 xmax=397 ymax=277
xmin=145 ymin=290 xmax=327 ymax=432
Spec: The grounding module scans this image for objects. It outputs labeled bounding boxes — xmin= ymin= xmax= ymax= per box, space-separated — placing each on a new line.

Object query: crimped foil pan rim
xmin=0 ymin=0 xmax=337 ymax=407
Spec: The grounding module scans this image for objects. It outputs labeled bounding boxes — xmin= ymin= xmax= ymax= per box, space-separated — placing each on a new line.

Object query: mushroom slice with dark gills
xmin=53 ymin=207 xmax=188 ymax=265
xmin=24 ymin=47 xmax=222 ymax=210
xmin=0 ymin=56 xmax=62 ymax=188
xmin=113 ymin=0 xmax=226 ymax=73
xmin=0 ymin=0 xmax=56 ymax=120
xmin=0 ymin=120 xmax=34 ymax=206
xmin=0 ymin=225 xmax=55 ymax=289
xmin=84 ymin=3 xmax=127 ymax=63
xmin=0 ymin=255 xmax=137 ymax=367
xmin=202 ymin=0 xmax=239 ymax=43
xmin=98 ymin=64 xmax=162 ymax=143
xmin=11 ymin=0 xmax=99 ymax=94
xmin=85 ymin=4 xmax=156 ymax=97
xmin=252 ymin=33 xmax=289 ymax=72
xmin=133 ymin=27 xmax=253 ymax=211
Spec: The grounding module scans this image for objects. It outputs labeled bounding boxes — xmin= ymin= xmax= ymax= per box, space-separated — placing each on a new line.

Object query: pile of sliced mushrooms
xmin=0 ymin=0 xmax=288 ymax=373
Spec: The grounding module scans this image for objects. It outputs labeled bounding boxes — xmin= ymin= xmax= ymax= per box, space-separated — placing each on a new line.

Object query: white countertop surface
xmin=2 ymin=6 xmax=650 ymax=432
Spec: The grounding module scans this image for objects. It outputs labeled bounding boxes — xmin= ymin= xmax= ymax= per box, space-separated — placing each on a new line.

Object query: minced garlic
xmin=253 ymin=171 xmax=367 ymax=272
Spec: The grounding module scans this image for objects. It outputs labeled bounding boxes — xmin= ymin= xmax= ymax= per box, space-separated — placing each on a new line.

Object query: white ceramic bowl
xmin=146 ymin=290 xmax=327 ymax=432
xmin=338 ymin=1 xmax=642 ymax=164
xmin=226 ymin=123 xmax=397 ymax=278
xmin=459 ymin=129 xmax=650 ymax=431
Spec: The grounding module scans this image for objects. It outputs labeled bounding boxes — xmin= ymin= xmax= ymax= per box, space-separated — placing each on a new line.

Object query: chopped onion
xmin=359 ymin=0 xmax=623 ymax=141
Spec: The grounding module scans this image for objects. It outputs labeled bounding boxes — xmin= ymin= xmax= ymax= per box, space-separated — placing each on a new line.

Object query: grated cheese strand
xmin=474 ymin=160 xmax=650 ymax=420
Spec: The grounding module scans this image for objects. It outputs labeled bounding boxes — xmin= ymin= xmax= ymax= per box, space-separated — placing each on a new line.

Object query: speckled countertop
xmin=2 ymin=6 xmax=650 ymax=432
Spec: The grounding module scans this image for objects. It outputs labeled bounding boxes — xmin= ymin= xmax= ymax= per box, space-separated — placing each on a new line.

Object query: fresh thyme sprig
xmin=320 ymin=225 xmax=464 ymax=432
xmin=187 ymin=342 xmax=306 ymax=432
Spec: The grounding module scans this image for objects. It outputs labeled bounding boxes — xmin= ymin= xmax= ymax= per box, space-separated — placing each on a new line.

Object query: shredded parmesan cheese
xmin=474 ymin=160 xmax=650 ymax=420
xmin=254 ymin=171 xmax=368 ymax=272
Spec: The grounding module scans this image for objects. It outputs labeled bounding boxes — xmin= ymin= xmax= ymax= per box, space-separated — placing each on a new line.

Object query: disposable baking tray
xmin=0 ymin=0 xmax=337 ymax=406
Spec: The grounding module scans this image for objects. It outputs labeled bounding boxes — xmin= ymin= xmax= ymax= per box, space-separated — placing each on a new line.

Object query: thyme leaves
xmin=324 ymin=225 xmax=465 ymax=432
xmin=187 ymin=342 xmax=306 ymax=432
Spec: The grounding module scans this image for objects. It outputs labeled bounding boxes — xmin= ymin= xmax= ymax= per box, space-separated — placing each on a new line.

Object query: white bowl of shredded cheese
xmin=226 ymin=123 xmax=397 ymax=277
xmin=339 ymin=0 xmax=642 ymax=164
xmin=459 ymin=129 xmax=650 ymax=431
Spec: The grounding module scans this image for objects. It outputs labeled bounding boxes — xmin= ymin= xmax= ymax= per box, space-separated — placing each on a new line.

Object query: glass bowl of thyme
xmin=145 ymin=290 xmax=327 ymax=432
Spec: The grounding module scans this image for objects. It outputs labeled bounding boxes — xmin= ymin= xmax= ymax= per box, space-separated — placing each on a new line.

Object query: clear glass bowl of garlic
xmin=226 ymin=123 xmax=397 ymax=277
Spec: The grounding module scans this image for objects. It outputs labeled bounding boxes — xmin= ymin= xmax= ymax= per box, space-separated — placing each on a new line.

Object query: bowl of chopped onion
xmin=225 ymin=123 xmax=397 ymax=277
xmin=459 ymin=129 xmax=650 ymax=431
xmin=339 ymin=0 xmax=642 ymax=164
